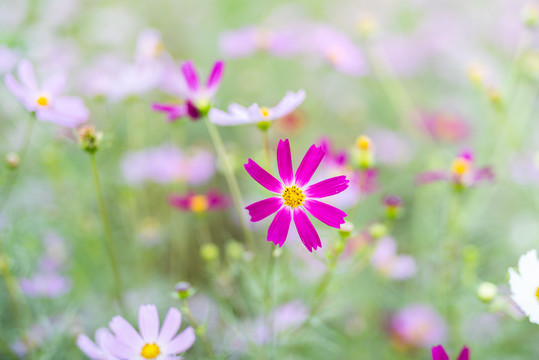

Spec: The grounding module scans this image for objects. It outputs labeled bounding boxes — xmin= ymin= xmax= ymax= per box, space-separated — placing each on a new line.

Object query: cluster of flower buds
xmin=77 ymin=125 xmax=103 ymax=154
xmin=353 ymin=135 xmax=375 ymax=169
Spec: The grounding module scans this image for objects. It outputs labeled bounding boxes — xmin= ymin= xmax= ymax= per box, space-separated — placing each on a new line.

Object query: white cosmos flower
xmin=208 ymin=89 xmax=305 ymax=126
xmin=509 ymin=249 xmax=539 ymax=324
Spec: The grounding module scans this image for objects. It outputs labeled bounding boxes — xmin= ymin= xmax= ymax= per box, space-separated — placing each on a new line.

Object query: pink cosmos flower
xmin=432 ymin=345 xmax=470 ymax=360
xmin=389 ymin=304 xmax=447 ymax=349
xmin=121 ymin=145 xmax=215 ymax=186
xmin=244 ymin=139 xmax=349 ymax=252
xmin=19 ymin=272 xmax=71 ymax=298
xmin=219 ymin=26 xmax=301 ymax=58
xmin=370 ymin=237 xmax=416 ymax=280
xmin=77 ymin=328 xmax=119 ymax=360
xmin=169 ymin=190 xmax=229 ymax=214
xmin=419 ymin=111 xmax=471 ymax=143
xmin=107 ymin=305 xmax=195 ymax=359
xmin=308 ymin=24 xmax=368 ymax=76
xmin=208 ymin=89 xmax=305 ymax=126
xmin=152 ymin=60 xmax=224 ymax=121
xmin=416 ymin=150 xmax=493 ymax=188
xmin=4 ymin=59 xmax=89 ymax=127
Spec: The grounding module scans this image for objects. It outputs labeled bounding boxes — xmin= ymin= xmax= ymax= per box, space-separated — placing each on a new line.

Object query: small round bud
xmin=467 ymin=63 xmax=485 ymax=86
xmin=383 ymin=195 xmax=403 ymax=220
xmin=272 ymin=247 xmax=283 ymax=258
xmin=78 ymin=125 xmax=103 ymax=153
xmin=357 ymin=12 xmax=378 ymax=39
xmin=5 ymin=152 xmax=20 ymax=169
xmin=257 ymin=120 xmax=272 ymax=132
xmin=369 ymin=222 xmax=388 ymax=239
xmin=174 ymin=281 xmax=192 ymax=300
xmin=200 ymin=243 xmax=219 ymax=262
xmin=339 ymin=221 xmax=354 ymax=237
xmin=477 ymin=282 xmax=498 ymax=303
xmin=522 ymin=4 xmax=539 ymax=28
xmin=226 ymin=241 xmax=245 ymax=261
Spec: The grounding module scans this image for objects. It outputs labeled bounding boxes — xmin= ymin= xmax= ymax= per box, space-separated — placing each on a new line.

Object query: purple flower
xmin=77 ymin=328 xmax=119 ymax=360
xmin=370 ymin=237 xmax=416 ymax=280
xmin=19 ymin=272 xmax=71 ymax=298
xmin=219 ymin=26 xmax=301 ymax=58
xmin=208 ymin=89 xmax=305 ymax=126
xmin=107 ymin=305 xmax=195 ymax=359
xmin=0 ymin=45 xmax=18 ymax=74
xmin=419 ymin=111 xmax=471 ymax=143
xmin=308 ymin=25 xmax=368 ymax=76
xmin=432 ymin=345 xmax=470 ymax=360
xmin=121 ymin=145 xmax=215 ymax=186
xmin=416 ymin=150 xmax=493 ymax=188
xmin=152 ymin=60 xmax=224 ymax=121
xmin=389 ymin=304 xmax=447 ymax=349
xmin=244 ymin=139 xmax=349 ymax=252
xmin=169 ymin=190 xmax=229 ymax=214
xmin=4 ymin=59 xmax=89 ymax=127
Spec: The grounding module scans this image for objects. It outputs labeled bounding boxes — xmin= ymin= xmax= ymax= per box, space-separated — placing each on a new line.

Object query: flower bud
xmin=174 ymin=281 xmax=192 ymax=300
xmin=467 ymin=63 xmax=485 ymax=86
xmin=487 ymin=87 xmax=503 ymax=109
xmin=383 ymin=195 xmax=403 ymax=220
xmin=226 ymin=240 xmax=245 ymax=260
xmin=357 ymin=12 xmax=378 ymax=39
xmin=5 ymin=152 xmax=20 ymax=169
xmin=522 ymin=4 xmax=539 ymax=28
xmin=477 ymin=282 xmax=498 ymax=303
xmin=200 ymin=243 xmax=219 ymax=262
xmin=369 ymin=222 xmax=388 ymax=239
xmin=354 ymin=135 xmax=375 ymax=169
xmin=339 ymin=221 xmax=354 ymax=238
xmin=78 ymin=125 xmax=103 ymax=154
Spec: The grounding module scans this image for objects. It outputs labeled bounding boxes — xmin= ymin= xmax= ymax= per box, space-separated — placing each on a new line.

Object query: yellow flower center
xmin=36 ymin=96 xmax=48 ymax=106
xmin=189 ymin=195 xmax=209 ymax=213
xmin=451 ymin=158 xmax=470 ymax=176
xmin=356 ymin=135 xmax=371 ymax=151
xmin=326 ymin=48 xmax=343 ymax=64
xmin=536 ymin=287 xmax=539 ymax=302
xmin=141 ymin=343 xmax=160 ymax=359
xmin=260 ymin=107 xmax=270 ymax=118
xmin=282 ymin=185 xmax=305 ymax=208
xmin=153 ymin=41 xmax=164 ymax=56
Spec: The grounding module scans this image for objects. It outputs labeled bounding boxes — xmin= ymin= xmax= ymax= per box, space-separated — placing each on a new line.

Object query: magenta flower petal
xmin=303 ymin=199 xmax=347 ymax=229
xmin=181 ymin=60 xmax=200 ymax=93
xmin=206 ymin=60 xmax=224 ymax=94
xmin=304 ymin=175 xmax=349 ymax=198
xmin=432 ymin=345 xmax=450 ymax=360
xmin=472 ymin=167 xmax=494 ymax=183
xmin=244 ymin=159 xmax=283 ymax=193
xmin=277 ymin=139 xmax=293 ymax=186
xmin=294 ymin=144 xmax=325 ymax=187
xmin=165 ymin=327 xmax=196 ymax=354
xmin=158 ymin=308 xmax=182 ymax=344
xmin=152 ymin=103 xmax=188 ymax=121
xmin=457 ymin=347 xmax=470 ymax=360
xmin=416 ymin=171 xmax=449 ymax=185
xmin=139 ymin=304 xmax=160 ymax=342
xmin=186 ymin=100 xmax=201 ymax=119
xmin=267 ymin=206 xmax=291 ymax=246
xmin=293 ymin=209 xmax=321 ymax=252
xmin=17 ymin=59 xmax=38 ymax=91
xmin=245 ymin=197 xmax=283 ymax=222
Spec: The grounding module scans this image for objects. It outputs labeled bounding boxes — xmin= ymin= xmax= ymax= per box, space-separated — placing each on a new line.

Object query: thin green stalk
xmin=204 ymin=119 xmax=254 ymax=249
xmin=0 ymin=335 xmax=18 ymax=360
xmin=0 ymin=116 xmax=35 ymax=212
xmin=261 ymin=130 xmax=271 ymax=169
xmin=89 ymin=153 xmax=124 ymax=310
xmin=181 ymin=299 xmax=215 ymax=358
xmin=263 ymin=246 xmax=277 ymax=356
xmin=0 ymin=237 xmax=31 ymax=352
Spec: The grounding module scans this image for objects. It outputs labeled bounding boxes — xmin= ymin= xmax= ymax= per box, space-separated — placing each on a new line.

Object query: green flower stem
xmin=261 ymin=129 xmax=271 ymax=169
xmin=0 ymin=335 xmax=18 ymax=360
xmin=0 ymin=115 xmax=35 ymax=212
xmin=181 ymin=299 xmax=215 ymax=358
xmin=0 ymin=237 xmax=31 ymax=352
xmin=89 ymin=153 xmax=124 ymax=311
xmin=204 ymin=119 xmax=254 ymax=249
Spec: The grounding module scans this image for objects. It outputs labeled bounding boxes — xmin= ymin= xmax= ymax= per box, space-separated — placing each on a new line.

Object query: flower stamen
xmin=189 ymin=195 xmax=209 ymax=213
xmin=536 ymin=287 xmax=539 ymax=302
xmin=282 ymin=185 xmax=305 ymax=208
xmin=260 ymin=107 xmax=270 ymax=118
xmin=141 ymin=343 xmax=160 ymax=359
xmin=36 ymin=96 xmax=48 ymax=107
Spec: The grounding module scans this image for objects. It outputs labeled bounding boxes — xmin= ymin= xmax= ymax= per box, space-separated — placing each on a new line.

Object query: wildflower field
xmin=1 ymin=0 xmax=539 ymax=359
